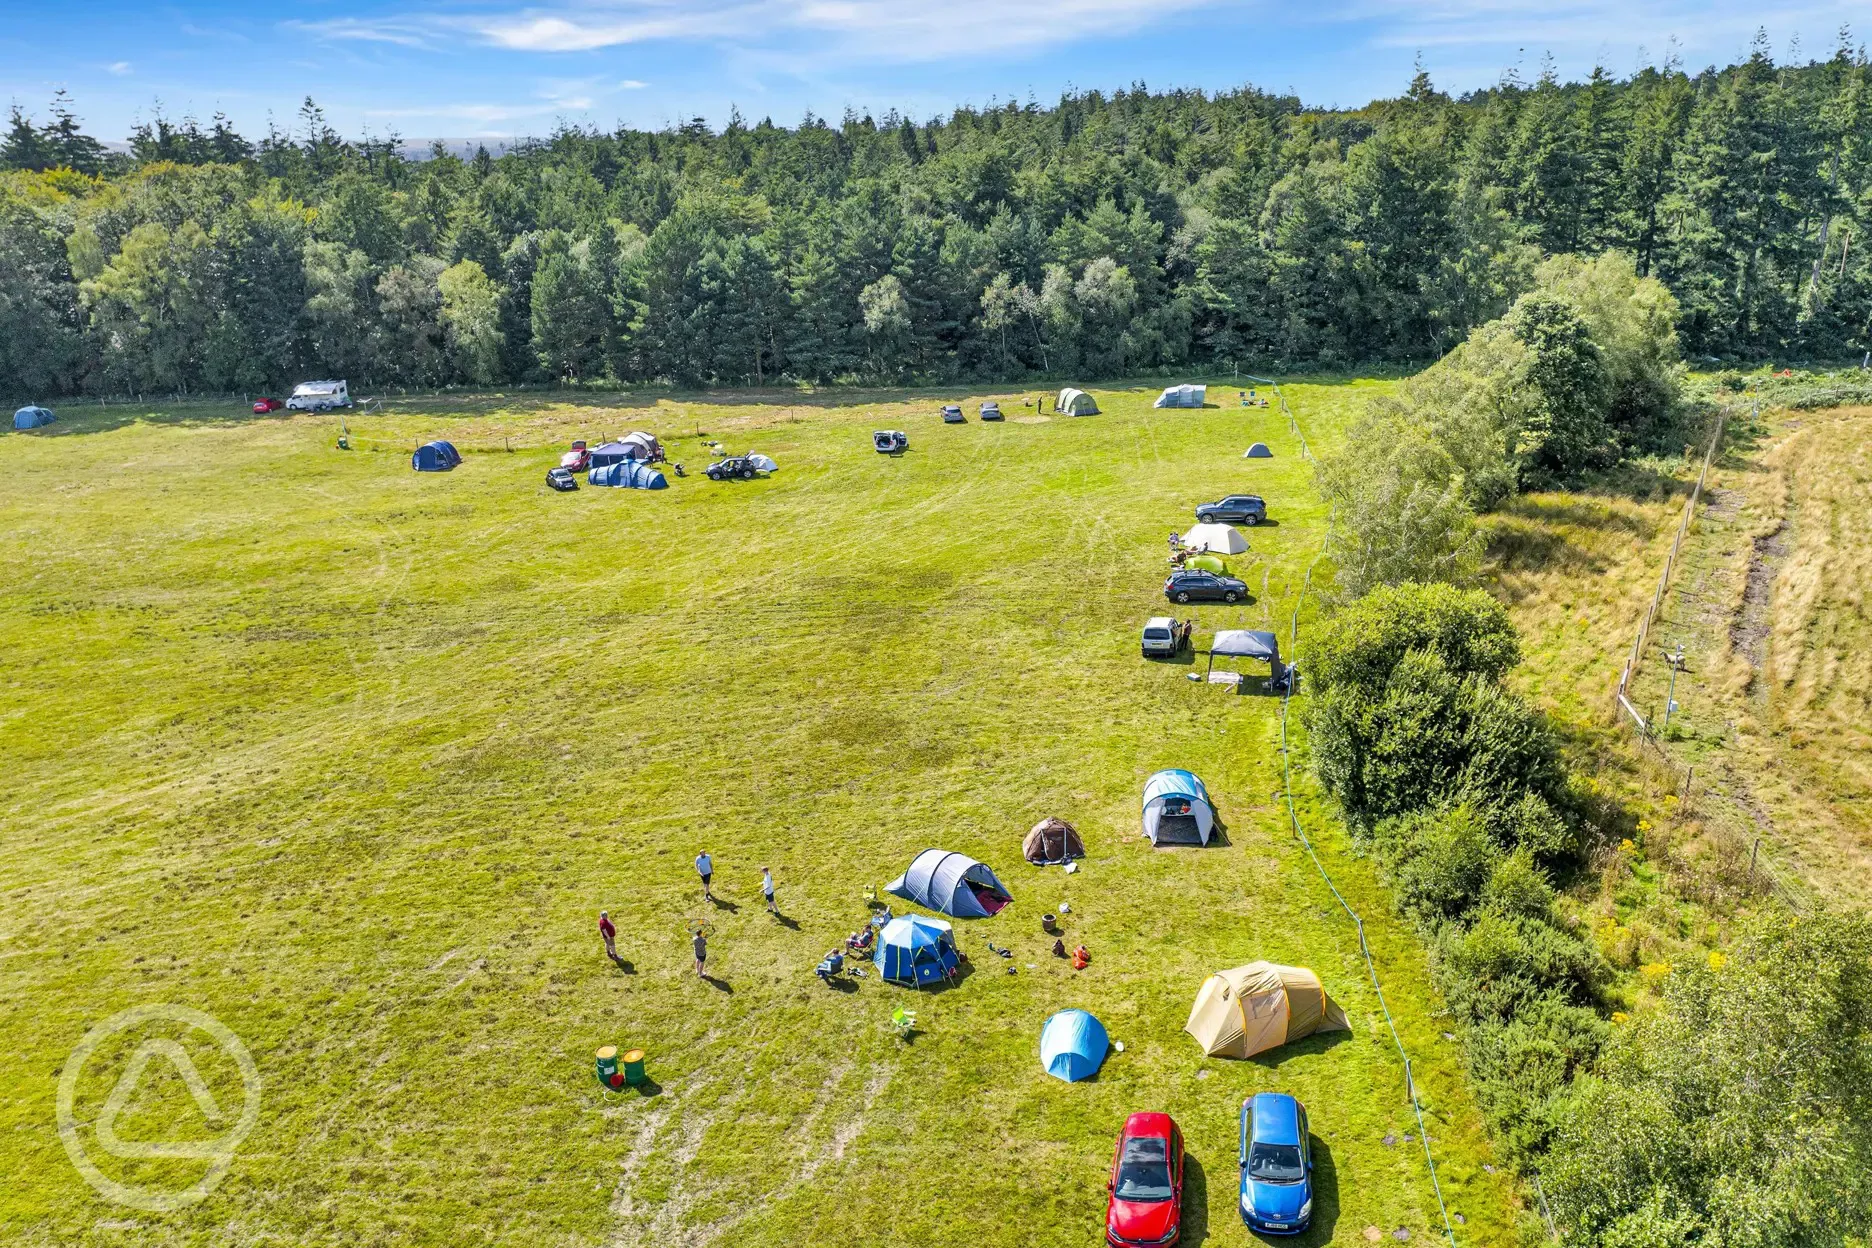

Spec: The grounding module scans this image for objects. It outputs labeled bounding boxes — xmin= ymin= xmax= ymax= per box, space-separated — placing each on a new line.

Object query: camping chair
xmin=863 ymin=883 xmax=878 ymax=906
xmin=890 ymin=1007 xmax=918 ymax=1039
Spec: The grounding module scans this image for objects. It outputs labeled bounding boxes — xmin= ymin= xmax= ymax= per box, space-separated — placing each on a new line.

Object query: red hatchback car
xmin=252 ymin=397 xmax=283 ymax=413
xmin=1106 ymin=1112 xmax=1184 ymax=1247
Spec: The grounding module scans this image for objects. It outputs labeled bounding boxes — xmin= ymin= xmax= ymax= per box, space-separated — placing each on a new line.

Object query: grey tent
xmin=13 ymin=406 xmax=55 ymax=430
xmin=617 ymin=431 xmax=663 ymax=461
xmin=1208 ymin=628 xmax=1287 ymax=689
xmin=1055 ymin=387 xmax=1099 ymax=415
xmin=1244 ymin=442 xmax=1273 ymax=458
xmin=887 ymin=848 xmax=1012 ymax=918
xmin=1154 ymin=384 xmax=1207 ymax=409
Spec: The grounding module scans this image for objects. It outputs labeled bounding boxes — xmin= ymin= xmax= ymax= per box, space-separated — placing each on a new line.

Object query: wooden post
xmin=1749 ymin=838 xmax=1760 ymax=884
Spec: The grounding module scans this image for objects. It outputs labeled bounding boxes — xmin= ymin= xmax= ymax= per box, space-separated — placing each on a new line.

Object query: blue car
xmin=1239 ymin=1093 xmax=1313 ymax=1235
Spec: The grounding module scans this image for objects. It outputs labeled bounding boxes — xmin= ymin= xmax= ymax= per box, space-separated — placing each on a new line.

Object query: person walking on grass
xmin=695 ymin=849 xmax=714 ymax=901
xmin=761 ymin=866 xmax=777 ymax=915
xmin=598 ymin=910 xmax=618 ymax=961
xmin=692 ymin=927 xmax=708 ymax=979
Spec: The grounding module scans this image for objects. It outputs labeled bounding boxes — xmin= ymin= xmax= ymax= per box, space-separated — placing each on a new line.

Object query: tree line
xmin=2 ymin=34 xmax=1870 ymax=401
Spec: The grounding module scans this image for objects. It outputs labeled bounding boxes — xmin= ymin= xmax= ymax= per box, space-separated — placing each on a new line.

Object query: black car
xmin=979 ymin=402 xmax=1004 ymax=421
xmin=941 ymin=405 xmax=965 ymax=424
xmin=706 ymin=455 xmax=759 ymax=481
xmin=1164 ymin=569 xmax=1248 ymax=604
xmin=546 ymin=466 xmax=578 ymax=491
xmin=1195 ymin=494 xmax=1268 ymax=526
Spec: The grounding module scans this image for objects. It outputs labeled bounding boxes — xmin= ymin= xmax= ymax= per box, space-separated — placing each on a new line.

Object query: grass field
xmin=0 ymin=378 xmax=1522 ymax=1248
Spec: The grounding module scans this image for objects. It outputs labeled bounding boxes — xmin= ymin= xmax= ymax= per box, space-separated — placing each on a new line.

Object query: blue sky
xmin=1 ymin=0 xmax=1863 ymax=144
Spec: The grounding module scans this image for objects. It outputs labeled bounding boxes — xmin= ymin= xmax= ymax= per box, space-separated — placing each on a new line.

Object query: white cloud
xmin=304 ymin=0 xmax=1230 ymax=61
xmin=106 ymin=61 xmax=133 ymax=76
xmin=618 ymin=79 xmax=648 ymax=89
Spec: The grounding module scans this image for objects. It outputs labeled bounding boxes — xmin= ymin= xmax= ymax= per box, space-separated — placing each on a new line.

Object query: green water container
xmin=595 ymin=1045 xmax=619 ymax=1086
xmin=622 ymin=1048 xmax=646 ymax=1086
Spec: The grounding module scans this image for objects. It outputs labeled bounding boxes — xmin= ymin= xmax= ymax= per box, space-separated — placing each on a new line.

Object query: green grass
xmin=1 ymin=378 xmax=1517 ymax=1247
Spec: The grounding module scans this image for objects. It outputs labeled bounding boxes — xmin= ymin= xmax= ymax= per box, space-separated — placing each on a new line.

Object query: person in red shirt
xmin=598 ymin=911 xmax=618 ymax=962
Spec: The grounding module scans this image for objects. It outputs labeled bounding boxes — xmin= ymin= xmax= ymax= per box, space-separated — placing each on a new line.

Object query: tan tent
xmin=1023 ymin=817 xmax=1085 ymax=864
xmin=1184 ymin=962 xmax=1350 ymax=1058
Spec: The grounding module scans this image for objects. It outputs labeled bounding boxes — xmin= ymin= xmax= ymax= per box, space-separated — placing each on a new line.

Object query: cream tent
xmin=1184 ymin=962 xmax=1350 ymax=1058
xmin=1056 ymin=387 xmax=1099 ymax=415
xmin=1182 ymin=522 xmax=1248 ymax=555
xmin=1154 ymin=384 xmax=1207 ymax=408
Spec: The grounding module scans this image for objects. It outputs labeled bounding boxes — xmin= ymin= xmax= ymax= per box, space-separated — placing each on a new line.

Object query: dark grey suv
xmin=1164 ymin=570 xmax=1248 ymax=604
xmin=1195 ymin=494 xmax=1268 ymax=525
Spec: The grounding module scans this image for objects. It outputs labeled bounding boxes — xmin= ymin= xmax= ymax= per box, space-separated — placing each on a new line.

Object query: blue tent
xmin=874 ymin=915 xmax=960 ymax=986
xmin=589 ymin=460 xmax=668 ymax=490
xmin=1040 ymin=1009 xmax=1110 ymax=1082
xmin=13 ymin=406 xmax=55 ymax=430
xmin=887 ymin=848 xmax=1012 ymax=918
xmin=1244 ymin=442 xmax=1273 ymax=458
xmin=1142 ymin=769 xmax=1215 ymax=846
xmin=412 ymin=441 xmax=461 ymax=471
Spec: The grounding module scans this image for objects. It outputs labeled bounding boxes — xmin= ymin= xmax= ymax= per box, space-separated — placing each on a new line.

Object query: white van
xmin=286 ymin=380 xmax=351 ymax=411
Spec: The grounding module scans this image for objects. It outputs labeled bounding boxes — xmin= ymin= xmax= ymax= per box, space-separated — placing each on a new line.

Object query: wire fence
xmin=1251 ymin=376 xmax=1462 ymax=1247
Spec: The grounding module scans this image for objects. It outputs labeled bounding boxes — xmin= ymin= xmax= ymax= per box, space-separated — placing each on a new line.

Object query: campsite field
xmin=0 ymin=379 xmax=1521 ymax=1247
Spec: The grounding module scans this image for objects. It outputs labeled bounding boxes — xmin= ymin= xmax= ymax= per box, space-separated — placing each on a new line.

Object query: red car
xmin=1106 ymin=1112 xmax=1184 ymax=1246
xmin=560 ymin=440 xmax=590 ymax=472
xmin=253 ymin=397 xmax=283 ymax=413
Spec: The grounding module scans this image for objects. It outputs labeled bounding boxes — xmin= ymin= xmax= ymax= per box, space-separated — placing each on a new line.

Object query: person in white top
xmin=761 ymin=866 xmax=777 ymax=915
xmin=695 ymin=851 xmax=714 ymax=901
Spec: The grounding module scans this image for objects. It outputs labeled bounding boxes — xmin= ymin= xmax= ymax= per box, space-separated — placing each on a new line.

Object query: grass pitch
xmin=1 ymin=379 xmax=1518 ymax=1247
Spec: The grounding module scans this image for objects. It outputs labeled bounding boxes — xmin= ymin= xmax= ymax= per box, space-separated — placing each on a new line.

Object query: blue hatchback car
xmin=1239 ymin=1093 xmax=1313 ymax=1235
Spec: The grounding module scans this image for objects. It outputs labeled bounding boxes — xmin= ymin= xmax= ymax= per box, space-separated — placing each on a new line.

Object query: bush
xmin=1463 ymin=998 xmax=1609 ymax=1160
xmin=1373 ymin=804 xmax=1500 ymax=926
xmin=1479 ymin=848 xmax=1558 ymax=920
xmin=1308 ymin=582 xmax=1520 ymax=694
xmin=1543 ymin=912 xmax=1872 ymax=1248
xmin=1437 ymin=908 xmax=1609 ymax=1027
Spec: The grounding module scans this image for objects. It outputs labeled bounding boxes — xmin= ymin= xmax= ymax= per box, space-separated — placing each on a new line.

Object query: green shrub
xmin=1480 ymin=848 xmax=1559 ymax=919
xmin=1463 ymin=998 xmax=1609 ymax=1160
xmin=1308 ymin=582 xmax=1520 ymax=694
xmin=1374 ymin=804 xmax=1501 ymax=926
xmin=1437 ymin=908 xmax=1609 ymax=1027
xmin=1544 ymin=912 xmax=1872 ymax=1248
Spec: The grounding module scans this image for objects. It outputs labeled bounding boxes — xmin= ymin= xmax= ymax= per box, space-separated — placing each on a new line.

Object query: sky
xmin=0 ymin=0 xmax=1864 ymax=145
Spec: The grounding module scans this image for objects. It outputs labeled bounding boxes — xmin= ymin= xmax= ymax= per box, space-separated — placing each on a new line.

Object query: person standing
xmin=598 ymin=910 xmax=618 ymax=961
xmin=760 ymin=866 xmax=777 ymax=915
xmin=692 ymin=927 xmax=708 ymax=979
xmin=695 ymin=849 xmax=714 ymax=901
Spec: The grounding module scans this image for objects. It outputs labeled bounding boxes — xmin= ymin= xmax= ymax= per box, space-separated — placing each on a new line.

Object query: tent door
xmin=1153 ymin=814 xmax=1205 ymax=845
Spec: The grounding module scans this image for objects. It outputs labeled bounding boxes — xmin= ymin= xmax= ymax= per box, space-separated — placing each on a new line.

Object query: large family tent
xmin=412 ymin=441 xmax=461 ymax=471
xmin=1023 ymin=817 xmax=1085 ymax=865
xmin=1040 ymin=1009 xmax=1110 ymax=1082
xmin=1056 ymin=387 xmax=1099 ymax=415
xmin=590 ymin=434 xmax=662 ymax=467
xmin=1142 ymin=769 xmax=1215 ymax=846
xmin=589 ymin=460 xmax=668 ymax=490
xmin=13 ymin=406 xmax=55 ymax=430
xmin=1184 ymin=962 xmax=1349 ymax=1058
xmin=1208 ymin=629 xmax=1285 ymax=683
xmin=1154 ymin=384 xmax=1207 ymax=409
xmin=874 ymin=915 xmax=960 ymax=986
xmin=887 ymin=849 xmax=1012 ymax=917
xmin=1182 ymin=522 xmax=1248 ymax=555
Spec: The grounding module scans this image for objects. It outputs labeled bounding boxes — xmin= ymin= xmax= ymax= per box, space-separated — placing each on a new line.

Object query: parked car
xmin=874 ymin=430 xmax=909 ymax=454
xmin=1195 ymin=493 xmax=1268 ymax=526
xmin=546 ymin=466 xmax=578 ymax=492
xmin=706 ymin=455 xmax=760 ymax=481
xmin=560 ymin=441 xmax=591 ymax=472
xmin=1141 ymin=617 xmax=1193 ymax=658
xmin=941 ymin=405 xmax=965 ymax=424
xmin=979 ymin=401 xmax=1004 ymax=421
xmin=1239 ymin=1094 xmax=1313 ymax=1235
xmin=1164 ymin=570 xmax=1247 ymax=604
xmin=252 ymin=397 xmax=283 ymax=413
xmin=1106 ymin=1112 xmax=1184 ymax=1247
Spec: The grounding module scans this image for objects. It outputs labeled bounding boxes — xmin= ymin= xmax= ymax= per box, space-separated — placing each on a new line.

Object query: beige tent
xmin=1023 ymin=817 xmax=1085 ymax=864
xmin=1184 ymin=962 xmax=1349 ymax=1058
xmin=1056 ymin=387 xmax=1099 ymax=415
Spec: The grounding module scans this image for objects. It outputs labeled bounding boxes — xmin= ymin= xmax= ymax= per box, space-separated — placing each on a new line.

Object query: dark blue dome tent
xmin=14 ymin=406 xmax=56 ymax=430
xmin=589 ymin=460 xmax=668 ymax=490
xmin=887 ymin=848 xmax=1012 ymax=918
xmin=411 ymin=441 xmax=461 ymax=471
xmin=874 ymin=915 xmax=960 ymax=987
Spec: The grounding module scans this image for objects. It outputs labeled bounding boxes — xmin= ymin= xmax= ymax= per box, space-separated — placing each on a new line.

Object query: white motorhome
xmin=286 ymin=380 xmax=351 ymax=411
